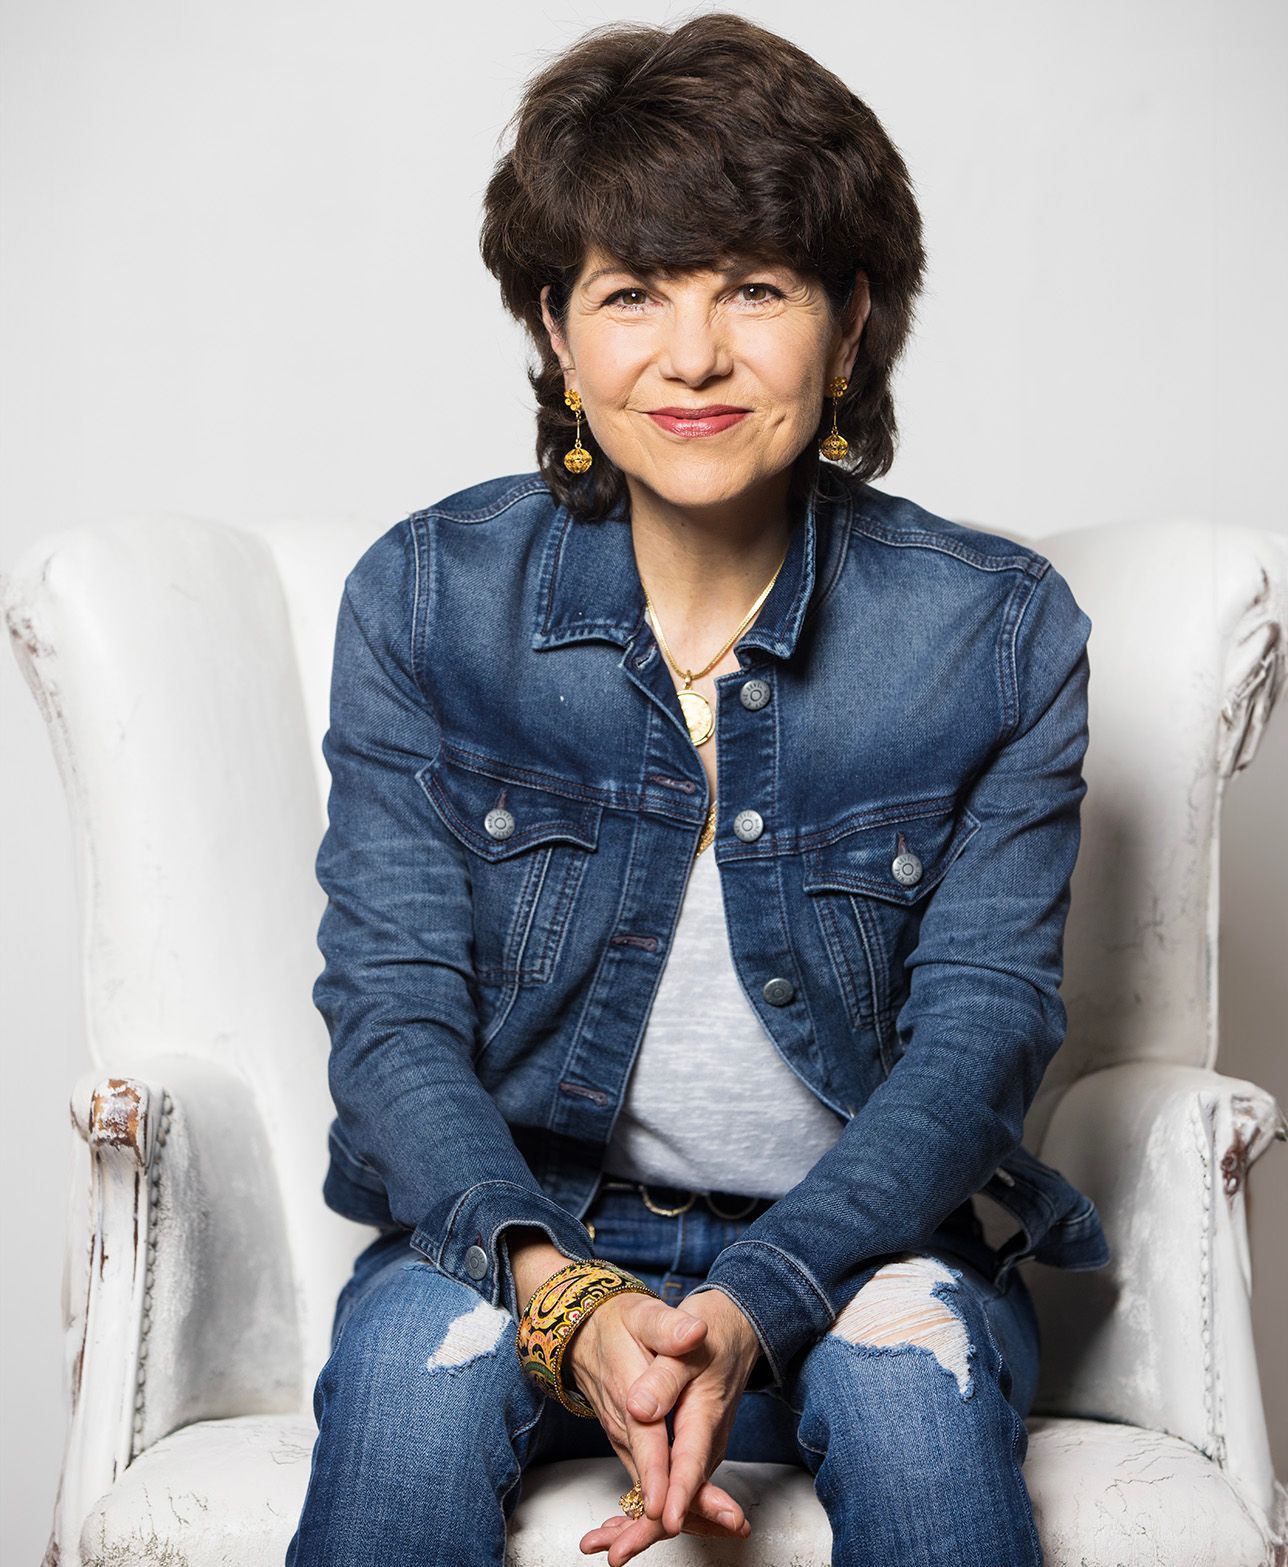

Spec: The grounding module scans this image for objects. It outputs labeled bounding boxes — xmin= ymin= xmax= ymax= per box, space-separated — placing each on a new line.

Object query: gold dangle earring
xmin=819 ymin=375 xmax=849 ymax=460
xmin=563 ymin=387 xmax=593 ymax=474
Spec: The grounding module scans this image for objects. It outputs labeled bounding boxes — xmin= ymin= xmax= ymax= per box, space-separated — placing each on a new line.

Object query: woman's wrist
xmin=508 ymin=1228 xmax=577 ymax=1315
xmin=700 ymin=1288 xmax=763 ymax=1373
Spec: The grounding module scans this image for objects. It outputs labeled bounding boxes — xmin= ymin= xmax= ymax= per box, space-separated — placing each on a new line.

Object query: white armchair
xmin=5 ymin=509 xmax=1286 ymax=1566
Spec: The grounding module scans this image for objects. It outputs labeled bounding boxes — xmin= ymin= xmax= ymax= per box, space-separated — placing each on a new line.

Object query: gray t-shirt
xmin=602 ymin=837 xmax=846 ymax=1197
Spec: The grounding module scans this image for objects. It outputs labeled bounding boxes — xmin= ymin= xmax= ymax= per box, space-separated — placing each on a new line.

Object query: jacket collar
xmin=531 ymin=479 xmax=831 ymax=662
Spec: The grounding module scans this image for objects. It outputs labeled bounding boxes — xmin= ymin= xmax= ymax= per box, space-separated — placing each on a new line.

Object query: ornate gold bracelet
xmin=515 ymin=1258 xmax=658 ymax=1417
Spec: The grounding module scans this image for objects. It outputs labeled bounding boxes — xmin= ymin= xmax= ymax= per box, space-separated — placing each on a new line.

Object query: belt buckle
xmin=703 ymin=1191 xmax=762 ymax=1221
xmin=638 ymin=1182 xmax=696 ymax=1217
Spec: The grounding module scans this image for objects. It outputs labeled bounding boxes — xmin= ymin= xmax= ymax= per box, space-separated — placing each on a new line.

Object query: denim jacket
xmin=312 ymin=468 xmax=1111 ymax=1395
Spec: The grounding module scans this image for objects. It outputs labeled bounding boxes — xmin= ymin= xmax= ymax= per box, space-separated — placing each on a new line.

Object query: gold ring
xmin=619 ymin=1483 xmax=645 ymax=1519
xmin=638 ymin=1183 xmax=696 ymax=1216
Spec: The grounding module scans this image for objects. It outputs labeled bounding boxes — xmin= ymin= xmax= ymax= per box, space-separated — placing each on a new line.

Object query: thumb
xmin=647 ymin=1301 xmax=707 ymax=1353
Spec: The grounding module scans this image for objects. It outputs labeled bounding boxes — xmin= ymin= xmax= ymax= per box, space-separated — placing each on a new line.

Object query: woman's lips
xmin=647 ymin=410 xmax=750 ymax=438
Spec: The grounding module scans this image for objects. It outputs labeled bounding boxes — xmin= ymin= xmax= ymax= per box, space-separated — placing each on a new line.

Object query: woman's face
xmin=540 ymin=245 xmax=869 ymax=514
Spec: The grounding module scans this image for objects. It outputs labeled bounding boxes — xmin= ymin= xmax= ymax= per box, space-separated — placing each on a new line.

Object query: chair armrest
xmin=56 ymin=1052 xmax=300 ymax=1541
xmin=1027 ymin=1059 xmax=1286 ymax=1529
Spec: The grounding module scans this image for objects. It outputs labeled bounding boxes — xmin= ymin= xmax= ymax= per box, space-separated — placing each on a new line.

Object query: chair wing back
xmin=3 ymin=512 xmax=383 ymax=1374
xmin=1027 ymin=518 xmax=1287 ymax=1138
xmin=255 ymin=515 xmax=383 ymax=821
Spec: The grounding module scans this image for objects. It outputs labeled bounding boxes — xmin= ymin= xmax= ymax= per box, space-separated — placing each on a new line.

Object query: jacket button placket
xmin=719 ymin=661 xmax=838 ymax=1101
xmin=541 ymin=709 xmax=707 ymax=1205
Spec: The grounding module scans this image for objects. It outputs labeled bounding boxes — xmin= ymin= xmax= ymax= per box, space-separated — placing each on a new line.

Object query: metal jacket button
xmin=484 ymin=807 xmax=515 ymax=840
xmin=464 ymin=1244 xmax=489 ymax=1278
xmin=891 ymin=849 xmax=923 ymax=886
xmin=733 ymin=809 xmax=764 ymax=842
xmin=762 ymin=976 xmax=795 ymax=1006
xmin=739 ymin=678 xmax=771 ymax=711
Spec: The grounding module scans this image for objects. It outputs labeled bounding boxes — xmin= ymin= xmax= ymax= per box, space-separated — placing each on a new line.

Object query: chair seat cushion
xmin=78 ymin=1414 xmax=318 ymax=1566
xmin=1023 ymin=1416 xmax=1270 ymax=1566
xmin=78 ymin=1411 xmax=1269 ymax=1566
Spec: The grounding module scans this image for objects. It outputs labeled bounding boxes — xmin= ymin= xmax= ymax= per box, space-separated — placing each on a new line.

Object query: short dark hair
xmin=479 ymin=12 xmax=927 ymax=521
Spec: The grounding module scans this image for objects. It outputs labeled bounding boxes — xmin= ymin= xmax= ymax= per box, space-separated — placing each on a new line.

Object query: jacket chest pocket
xmin=802 ymin=799 xmax=981 ymax=1067
xmin=416 ymin=745 xmax=603 ymax=987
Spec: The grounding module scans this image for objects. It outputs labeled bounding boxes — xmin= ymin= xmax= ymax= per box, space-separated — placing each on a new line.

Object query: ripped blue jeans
xmin=285 ymin=1180 xmax=1043 ymax=1566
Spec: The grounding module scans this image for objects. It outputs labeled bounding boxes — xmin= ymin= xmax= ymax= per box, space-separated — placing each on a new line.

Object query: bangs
xmin=535 ymin=95 xmax=853 ymax=304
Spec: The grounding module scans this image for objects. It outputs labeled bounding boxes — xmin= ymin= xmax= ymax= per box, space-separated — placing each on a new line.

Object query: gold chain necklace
xmin=643 ymin=548 xmax=788 ymax=856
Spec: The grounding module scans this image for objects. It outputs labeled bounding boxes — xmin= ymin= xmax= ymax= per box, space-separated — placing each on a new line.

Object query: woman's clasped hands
xmin=565 ymin=1286 xmax=765 ymax=1565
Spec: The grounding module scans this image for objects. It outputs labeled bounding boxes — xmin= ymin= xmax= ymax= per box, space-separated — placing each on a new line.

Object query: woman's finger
xmin=624 ymin=1351 xmax=691 ymax=1424
xmin=627 ymin=1305 xmax=706 ymax=1422
xmin=568 ymin=1307 xmax=669 ymax=1519
xmin=651 ymin=1300 xmax=707 ymax=1353
xmin=602 ymin=1435 xmax=746 ymax=1534
xmin=597 ymin=1435 xmax=748 ymax=1542
xmin=623 ymin=1303 xmax=706 ymax=1423
xmin=579 ymin=1498 xmax=753 ymax=1563
xmin=579 ymin=1498 xmax=750 ymax=1562
xmin=619 ymin=1405 xmax=673 ymax=1522
xmin=585 ymin=1434 xmax=748 ymax=1561
xmin=691 ymin=1477 xmax=749 ymax=1532
xmin=661 ymin=1392 xmax=736 ymax=1534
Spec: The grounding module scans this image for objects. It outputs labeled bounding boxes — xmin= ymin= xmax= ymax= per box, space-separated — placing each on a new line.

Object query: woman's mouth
xmin=646 ymin=406 xmax=750 ymax=438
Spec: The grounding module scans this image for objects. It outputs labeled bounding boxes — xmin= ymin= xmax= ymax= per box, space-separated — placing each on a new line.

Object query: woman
xmin=287 ymin=14 xmax=1108 ymax=1567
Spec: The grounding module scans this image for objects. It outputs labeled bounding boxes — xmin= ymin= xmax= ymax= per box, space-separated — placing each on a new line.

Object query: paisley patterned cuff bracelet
xmin=515 ymin=1258 xmax=658 ymax=1417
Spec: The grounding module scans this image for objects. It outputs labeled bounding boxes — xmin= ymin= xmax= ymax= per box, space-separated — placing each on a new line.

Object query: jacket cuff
xmin=411 ymin=1180 xmax=596 ymax=1320
xmin=687 ymin=1238 xmax=835 ymax=1394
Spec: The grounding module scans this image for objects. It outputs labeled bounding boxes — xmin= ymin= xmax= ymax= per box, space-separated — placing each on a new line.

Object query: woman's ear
xmin=833 ymin=270 xmax=871 ymax=383
xmin=539 ymin=284 xmax=572 ymax=375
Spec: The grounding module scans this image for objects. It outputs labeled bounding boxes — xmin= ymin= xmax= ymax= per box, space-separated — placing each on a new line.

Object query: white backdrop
xmin=3 ymin=2 xmax=1285 ymax=1556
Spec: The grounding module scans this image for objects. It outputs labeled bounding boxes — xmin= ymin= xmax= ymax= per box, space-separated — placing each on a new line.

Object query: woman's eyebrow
xmin=582 ymin=262 xmax=787 ymax=288
xmin=582 ymin=265 xmax=655 ymax=287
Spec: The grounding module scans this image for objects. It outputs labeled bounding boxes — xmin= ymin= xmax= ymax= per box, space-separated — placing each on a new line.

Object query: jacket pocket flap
xmin=416 ymin=744 xmax=604 ymax=861
xmin=801 ymin=799 xmax=980 ymax=906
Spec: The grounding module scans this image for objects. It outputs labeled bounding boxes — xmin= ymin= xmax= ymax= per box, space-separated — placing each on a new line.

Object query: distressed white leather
xmin=1028 ymin=518 xmax=1288 ymax=1125
xmin=4 ymin=509 xmax=1285 ymax=1564
xmin=75 ymin=1413 xmax=1270 ymax=1567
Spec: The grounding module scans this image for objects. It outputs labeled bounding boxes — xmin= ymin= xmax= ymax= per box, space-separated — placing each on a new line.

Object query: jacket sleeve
xmin=312 ymin=517 xmax=596 ymax=1320
xmin=687 ymin=559 xmax=1093 ymax=1393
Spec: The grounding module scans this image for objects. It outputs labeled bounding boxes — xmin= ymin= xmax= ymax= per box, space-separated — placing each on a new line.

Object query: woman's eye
xmin=738 ymin=283 xmax=783 ymax=304
xmin=605 ymin=288 xmax=650 ymax=309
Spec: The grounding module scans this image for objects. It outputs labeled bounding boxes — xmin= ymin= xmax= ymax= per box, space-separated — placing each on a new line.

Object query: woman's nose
xmin=657 ymin=307 xmax=733 ymax=385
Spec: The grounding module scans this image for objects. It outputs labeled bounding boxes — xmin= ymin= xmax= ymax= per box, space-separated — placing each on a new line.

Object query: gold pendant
xmin=678 ymin=687 xmax=714 ymax=746
xmin=563 ymin=439 xmax=592 ymax=474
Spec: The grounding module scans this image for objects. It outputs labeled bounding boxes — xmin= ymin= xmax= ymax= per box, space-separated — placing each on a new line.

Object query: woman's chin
xmin=624 ymin=457 xmax=780 ymax=514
